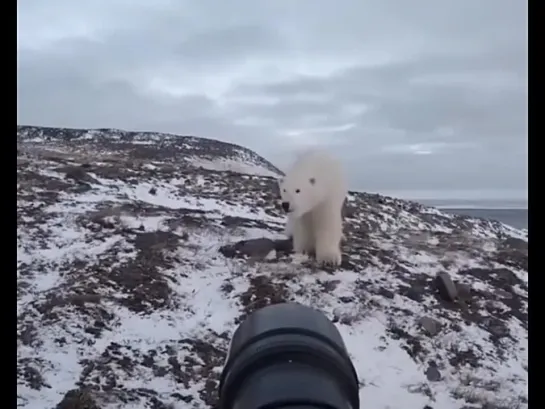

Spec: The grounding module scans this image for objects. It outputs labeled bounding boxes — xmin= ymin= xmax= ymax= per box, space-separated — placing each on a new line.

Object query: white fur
xmin=278 ymin=151 xmax=348 ymax=266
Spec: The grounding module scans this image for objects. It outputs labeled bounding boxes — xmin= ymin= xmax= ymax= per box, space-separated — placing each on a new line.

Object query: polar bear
xmin=278 ymin=150 xmax=348 ymax=266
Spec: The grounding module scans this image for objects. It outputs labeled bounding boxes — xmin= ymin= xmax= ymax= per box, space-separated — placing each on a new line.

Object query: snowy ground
xmin=17 ymin=128 xmax=528 ymax=409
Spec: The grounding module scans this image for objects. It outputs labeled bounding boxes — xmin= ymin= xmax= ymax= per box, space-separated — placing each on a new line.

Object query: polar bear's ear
xmin=309 ymin=177 xmax=316 ymax=185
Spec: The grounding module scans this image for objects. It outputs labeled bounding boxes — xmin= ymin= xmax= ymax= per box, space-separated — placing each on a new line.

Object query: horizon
xmin=414 ymin=200 xmax=528 ymax=210
xmin=367 ymin=190 xmax=527 ymax=208
xmin=18 ymin=123 xmax=527 ymax=205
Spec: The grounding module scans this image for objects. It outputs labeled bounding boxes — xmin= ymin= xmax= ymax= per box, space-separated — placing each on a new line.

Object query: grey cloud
xmin=17 ymin=45 xmax=279 ymax=162
xmin=229 ymin=47 xmax=527 ymax=148
xmin=175 ymin=25 xmax=286 ymax=65
xmin=17 ymin=0 xmax=527 ymax=199
xmin=231 ymin=98 xmax=347 ymax=130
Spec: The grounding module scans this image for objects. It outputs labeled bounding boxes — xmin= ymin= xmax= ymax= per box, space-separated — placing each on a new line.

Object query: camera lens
xmin=219 ymin=303 xmax=360 ymax=409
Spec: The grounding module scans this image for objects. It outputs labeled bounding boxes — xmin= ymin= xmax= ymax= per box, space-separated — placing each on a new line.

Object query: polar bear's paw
xmin=315 ymin=246 xmax=342 ymax=267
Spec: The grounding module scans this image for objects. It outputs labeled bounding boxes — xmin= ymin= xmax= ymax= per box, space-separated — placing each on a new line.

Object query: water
xmin=413 ymin=199 xmax=528 ymax=230
xmin=440 ymin=208 xmax=528 ymax=230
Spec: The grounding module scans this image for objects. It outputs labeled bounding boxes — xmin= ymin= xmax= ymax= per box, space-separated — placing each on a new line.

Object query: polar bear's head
xmin=278 ymin=174 xmax=322 ymax=218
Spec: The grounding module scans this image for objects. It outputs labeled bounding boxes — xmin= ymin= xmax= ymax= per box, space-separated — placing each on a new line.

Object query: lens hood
xmin=219 ymin=303 xmax=360 ymax=409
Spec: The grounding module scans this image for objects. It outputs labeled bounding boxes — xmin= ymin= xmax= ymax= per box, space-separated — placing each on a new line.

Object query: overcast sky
xmin=17 ymin=0 xmax=527 ymax=201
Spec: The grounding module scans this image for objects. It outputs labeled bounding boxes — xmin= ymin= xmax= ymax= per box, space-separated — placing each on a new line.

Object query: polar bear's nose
xmin=281 ymin=202 xmax=290 ymax=212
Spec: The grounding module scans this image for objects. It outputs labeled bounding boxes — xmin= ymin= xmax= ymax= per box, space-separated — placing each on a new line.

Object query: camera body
xmin=219 ymin=303 xmax=360 ymax=409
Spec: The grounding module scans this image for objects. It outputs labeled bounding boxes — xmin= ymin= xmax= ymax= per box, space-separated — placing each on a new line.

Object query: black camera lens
xmin=219 ymin=302 xmax=360 ymax=409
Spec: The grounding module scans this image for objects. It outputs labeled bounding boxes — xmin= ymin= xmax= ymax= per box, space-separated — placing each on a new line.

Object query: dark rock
xmin=62 ymin=166 xmax=100 ymax=185
xmin=221 ymin=216 xmax=271 ymax=230
xmin=133 ymin=231 xmax=180 ymax=252
xmin=73 ymin=183 xmax=93 ymax=193
xmin=377 ymin=288 xmax=395 ymax=299
xmin=219 ymin=238 xmax=276 ymax=259
xmin=339 ymin=254 xmax=355 ymax=270
xmin=495 ymin=249 xmax=528 ymax=271
xmin=404 ymin=285 xmax=426 ymax=302
xmin=418 ymin=316 xmax=441 ymax=337
xmin=495 ymin=289 xmax=513 ymax=299
xmin=273 ymin=238 xmax=293 ymax=255
xmin=448 ymin=347 xmax=480 ymax=368
xmin=270 ymin=182 xmax=280 ymax=197
xmin=435 ymin=272 xmax=458 ymax=301
xmin=218 ymin=244 xmax=238 ymax=258
xmin=487 ymin=321 xmax=510 ymax=339
xmin=425 ymin=362 xmax=441 ymax=382
xmin=456 ymin=283 xmax=472 ymax=300
xmin=502 ymin=237 xmax=528 ymax=252
xmin=149 ymin=187 xmax=157 ymax=195
xmin=55 ymin=388 xmax=99 ymax=409
xmin=460 ymin=268 xmax=525 ymax=293
xmin=88 ymin=206 xmax=122 ymax=228
xmin=343 ymin=202 xmax=358 ymax=218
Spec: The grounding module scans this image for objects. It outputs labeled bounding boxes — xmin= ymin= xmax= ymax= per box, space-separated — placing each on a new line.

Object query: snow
xmin=17 ymin=137 xmax=528 ymax=409
xmin=342 ymin=317 xmax=454 ymax=409
xmin=17 ymin=215 xmax=243 ymax=408
xmin=185 ymin=156 xmax=280 ymax=178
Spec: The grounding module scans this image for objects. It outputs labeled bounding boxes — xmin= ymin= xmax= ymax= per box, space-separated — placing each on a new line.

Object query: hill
xmin=17 ymin=126 xmax=528 ymax=409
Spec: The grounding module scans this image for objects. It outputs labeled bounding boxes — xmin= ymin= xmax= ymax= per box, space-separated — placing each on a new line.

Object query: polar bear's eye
xmin=295 ymin=189 xmax=300 ymax=193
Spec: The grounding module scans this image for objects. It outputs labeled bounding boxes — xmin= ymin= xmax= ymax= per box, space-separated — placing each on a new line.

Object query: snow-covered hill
xmin=17 ymin=126 xmax=528 ymax=409
xmin=17 ymin=125 xmax=281 ymax=178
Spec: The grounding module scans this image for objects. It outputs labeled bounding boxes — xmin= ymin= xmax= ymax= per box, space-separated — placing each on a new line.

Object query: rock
xmin=405 ymin=285 xmax=426 ymax=302
xmin=425 ymin=362 xmax=441 ymax=382
xmin=55 ymin=388 xmax=99 ymax=409
xmin=456 ymin=283 xmax=472 ymax=300
xmin=495 ymin=289 xmax=513 ymax=299
xmin=270 ymin=182 xmax=280 ymax=197
xmin=434 ymin=272 xmax=458 ymax=301
xmin=273 ymin=238 xmax=293 ymax=255
xmin=133 ymin=231 xmax=181 ymax=252
xmin=221 ymin=216 xmax=271 ymax=230
xmin=377 ymin=288 xmax=395 ymax=299
xmin=502 ymin=237 xmax=528 ymax=251
xmin=62 ymin=166 xmax=99 ymax=185
xmin=343 ymin=202 xmax=358 ymax=218
xmin=219 ymin=238 xmax=276 ymax=259
xmin=148 ymin=187 xmax=157 ymax=195
xmin=73 ymin=183 xmax=93 ymax=193
xmin=88 ymin=206 xmax=123 ymax=228
xmin=481 ymin=404 xmax=506 ymax=409
xmin=418 ymin=316 xmax=441 ymax=337
xmin=487 ymin=321 xmax=510 ymax=339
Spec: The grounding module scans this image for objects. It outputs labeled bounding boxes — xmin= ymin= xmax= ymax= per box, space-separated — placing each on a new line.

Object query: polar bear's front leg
xmin=291 ymin=215 xmax=314 ymax=255
xmin=313 ymin=207 xmax=343 ymax=267
xmin=315 ymin=237 xmax=342 ymax=266
xmin=284 ymin=213 xmax=294 ymax=238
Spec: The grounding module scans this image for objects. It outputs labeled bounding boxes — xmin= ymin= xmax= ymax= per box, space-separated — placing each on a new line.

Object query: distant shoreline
xmin=440 ymin=207 xmax=528 ymax=230
xmin=435 ymin=206 xmax=528 ymax=210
